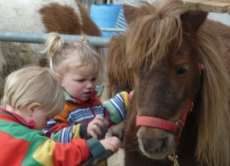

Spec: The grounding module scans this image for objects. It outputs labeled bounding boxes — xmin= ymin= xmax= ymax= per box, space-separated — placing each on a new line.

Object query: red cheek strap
xmin=199 ymin=63 xmax=204 ymax=71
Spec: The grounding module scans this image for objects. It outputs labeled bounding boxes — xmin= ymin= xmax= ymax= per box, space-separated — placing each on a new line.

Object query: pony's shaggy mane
xmin=196 ymin=21 xmax=230 ymax=166
xmin=124 ymin=0 xmax=230 ymax=165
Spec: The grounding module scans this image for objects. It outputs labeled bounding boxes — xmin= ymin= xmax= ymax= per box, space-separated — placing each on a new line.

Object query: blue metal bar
xmin=0 ymin=31 xmax=111 ymax=47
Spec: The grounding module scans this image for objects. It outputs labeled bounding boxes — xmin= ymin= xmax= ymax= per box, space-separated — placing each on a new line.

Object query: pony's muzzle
xmin=137 ymin=127 xmax=175 ymax=159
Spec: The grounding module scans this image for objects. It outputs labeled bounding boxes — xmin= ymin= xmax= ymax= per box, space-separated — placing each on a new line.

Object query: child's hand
xmin=100 ymin=136 xmax=120 ymax=152
xmin=87 ymin=115 xmax=109 ymax=139
xmin=128 ymin=90 xmax=134 ymax=101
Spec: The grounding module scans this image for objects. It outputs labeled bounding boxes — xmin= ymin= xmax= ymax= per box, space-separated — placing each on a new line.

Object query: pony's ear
xmin=180 ymin=10 xmax=208 ymax=32
xmin=123 ymin=5 xmax=140 ymax=25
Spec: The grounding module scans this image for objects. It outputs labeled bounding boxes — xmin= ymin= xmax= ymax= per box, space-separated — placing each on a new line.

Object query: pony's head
xmin=123 ymin=0 xmax=230 ymax=165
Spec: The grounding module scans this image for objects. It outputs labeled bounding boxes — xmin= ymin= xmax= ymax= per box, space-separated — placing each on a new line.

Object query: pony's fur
xmin=106 ymin=35 xmax=133 ymax=97
xmin=0 ymin=0 xmax=104 ymax=100
xmin=106 ymin=0 xmax=230 ymax=165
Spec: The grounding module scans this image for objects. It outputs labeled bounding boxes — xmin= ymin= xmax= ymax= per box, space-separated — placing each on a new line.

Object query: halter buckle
xmin=168 ymin=153 xmax=179 ymax=166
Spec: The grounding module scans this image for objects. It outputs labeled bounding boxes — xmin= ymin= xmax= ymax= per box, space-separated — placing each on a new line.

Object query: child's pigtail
xmin=44 ymin=33 xmax=64 ymax=70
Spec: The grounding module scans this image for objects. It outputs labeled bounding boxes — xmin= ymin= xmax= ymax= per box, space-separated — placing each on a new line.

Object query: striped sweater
xmin=43 ymin=91 xmax=129 ymax=144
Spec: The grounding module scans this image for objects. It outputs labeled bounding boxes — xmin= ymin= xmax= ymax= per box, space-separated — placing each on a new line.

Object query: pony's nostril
xmin=150 ymin=137 xmax=168 ymax=153
xmin=157 ymin=138 xmax=168 ymax=153
xmin=140 ymin=137 xmax=168 ymax=154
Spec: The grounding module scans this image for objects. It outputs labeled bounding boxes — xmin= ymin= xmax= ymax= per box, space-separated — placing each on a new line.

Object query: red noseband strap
xmin=136 ymin=102 xmax=192 ymax=134
xmin=136 ymin=116 xmax=178 ymax=133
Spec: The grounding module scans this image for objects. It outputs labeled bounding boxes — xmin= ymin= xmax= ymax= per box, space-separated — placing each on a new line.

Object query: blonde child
xmin=42 ymin=33 xmax=131 ymax=165
xmin=0 ymin=66 xmax=120 ymax=166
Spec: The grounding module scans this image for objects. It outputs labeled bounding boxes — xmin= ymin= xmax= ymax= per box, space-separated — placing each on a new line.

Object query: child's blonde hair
xmin=43 ymin=33 xmax=104 ymax=80
xmin=3 ymin=66 xmax=65 ymax=116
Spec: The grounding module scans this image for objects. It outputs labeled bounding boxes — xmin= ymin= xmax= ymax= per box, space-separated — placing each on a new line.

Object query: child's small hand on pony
xmin=87 ymin=115 xmax=109 ymax=139
xmin=100 ymin=136 xmax=120 ymax=152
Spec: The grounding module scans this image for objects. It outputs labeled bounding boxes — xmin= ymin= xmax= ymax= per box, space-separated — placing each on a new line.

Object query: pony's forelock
xmin=126 ymin=0 xmax=185 ymax=72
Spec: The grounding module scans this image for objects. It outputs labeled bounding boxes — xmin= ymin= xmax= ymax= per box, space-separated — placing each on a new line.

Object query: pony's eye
xmin=176 ymin=64 xmax=187 ymax=76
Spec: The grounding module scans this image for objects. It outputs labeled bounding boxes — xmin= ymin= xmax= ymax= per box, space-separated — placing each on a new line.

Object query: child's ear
xmin=57 ymin=74 xmax=64 ymax=88
xmin=27 ymin=102 xmax=41 ymax=116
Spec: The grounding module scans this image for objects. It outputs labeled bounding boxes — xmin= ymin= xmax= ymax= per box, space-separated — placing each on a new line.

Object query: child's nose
xmin=86 ymin=81 xmax=93 ymax=88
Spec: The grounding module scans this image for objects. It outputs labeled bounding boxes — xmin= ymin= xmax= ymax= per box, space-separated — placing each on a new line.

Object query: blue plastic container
xmin=90 ymin=4 xmax=122 ymax=37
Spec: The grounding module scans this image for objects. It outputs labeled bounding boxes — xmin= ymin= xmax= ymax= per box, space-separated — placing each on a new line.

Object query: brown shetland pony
xmin=106 ymin=0 xmax=230 ymax=165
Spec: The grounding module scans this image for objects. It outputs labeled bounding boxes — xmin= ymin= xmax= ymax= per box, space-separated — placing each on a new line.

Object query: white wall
xmin=208 ymin=12 xmax=230 ymax=26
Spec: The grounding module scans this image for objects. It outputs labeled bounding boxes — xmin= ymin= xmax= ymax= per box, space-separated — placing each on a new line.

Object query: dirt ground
xmin=104 ymin=133 xmax=125 ymax=166
xmin=107 ymin=149 xmax=125 ymax=166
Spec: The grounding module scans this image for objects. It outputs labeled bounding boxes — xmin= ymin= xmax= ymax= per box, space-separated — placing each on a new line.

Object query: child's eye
xmin=73 ymin=78 xmax=85 ymax=82
xmin=91 ymin=77 xmax=97 ymax=82
xmin=76 ymin=79 xmax=85 ymax=82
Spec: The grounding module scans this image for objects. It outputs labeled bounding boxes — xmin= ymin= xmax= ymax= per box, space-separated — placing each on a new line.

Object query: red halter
xmin=136 ymin=102 xmax=192 ymax=134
